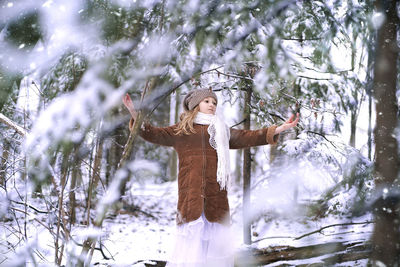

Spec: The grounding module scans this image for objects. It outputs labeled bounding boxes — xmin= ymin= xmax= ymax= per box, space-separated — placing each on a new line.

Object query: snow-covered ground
xmin=1 ymin=177 xmax=372 ymax=266
xmin=100 ymin=180 xmax=373 ymax=266
xmin=0 ymin=178 xmax=372 ymax=267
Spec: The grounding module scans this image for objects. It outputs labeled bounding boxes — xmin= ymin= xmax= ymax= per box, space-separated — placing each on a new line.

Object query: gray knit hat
xmin=183 ymin=88 xmax=218 ymax=111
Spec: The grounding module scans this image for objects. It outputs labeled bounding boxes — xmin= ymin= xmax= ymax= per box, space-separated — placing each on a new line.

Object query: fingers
xmin=123 ymin=93 xmax=131 ymax=104
xmin=286 ymin=113 xmax=295 ymax=123
xmin=292 ymin=113 xmax=300 ymax=126
xmin=123 ymin=94 xmax=135 ymax=107
xmin=285 ymin=113 xmax=300 ymax=128
xmin=122 ymin=93 xmax=138 ymax=120
xmin=123 ymin=93 xmax=128 ymax=105
xmin=122 ymin=94 xmax=136 ymax=115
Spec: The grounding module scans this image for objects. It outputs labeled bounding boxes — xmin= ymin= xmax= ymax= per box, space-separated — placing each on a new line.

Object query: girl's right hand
xmin=122 ymin=93 xmax=138 ymax=120
xmin=275 ymin=113 xmax=300 ymax=135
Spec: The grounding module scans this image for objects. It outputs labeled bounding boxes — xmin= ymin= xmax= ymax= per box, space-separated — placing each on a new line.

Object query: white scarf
xmin=194 ymin=112 xmax=231 ymax=190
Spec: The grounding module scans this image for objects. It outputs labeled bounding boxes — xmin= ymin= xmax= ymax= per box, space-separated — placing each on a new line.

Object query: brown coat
xmin=130 ymin=119 xmax=278 ymax=225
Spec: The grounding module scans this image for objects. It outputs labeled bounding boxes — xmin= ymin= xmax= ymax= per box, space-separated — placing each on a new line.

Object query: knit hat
xmin=183 ymin=88 xmax=218 ymax=111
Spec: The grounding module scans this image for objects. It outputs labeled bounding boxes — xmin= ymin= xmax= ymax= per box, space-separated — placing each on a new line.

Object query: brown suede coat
xmin=130 ymin=119 xmax=278 ymax=225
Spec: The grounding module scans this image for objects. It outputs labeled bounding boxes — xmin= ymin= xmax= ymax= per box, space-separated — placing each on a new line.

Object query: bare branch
xmin=0 ymin=113 xmax=27 ymax=136
xmin=282 ymin=37 xmax=323 ymax=41
xmin=293 ymin=221 xmax=374 ymax=240
xmin=11 ymin=200 xmax=50 ymax=214
xmin=10 ymin=207 xmax=56 ymax=235
xmin=306 ymin=130 xmax=338 ymax=148
xmin=215 ymin=69 xmax=253 ymax=81
xmin=297 ymin=75 xmax=333 ymax=81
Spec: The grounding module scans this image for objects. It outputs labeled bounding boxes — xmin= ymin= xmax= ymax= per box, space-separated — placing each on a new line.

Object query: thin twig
xmin=267 ymin=112 xmax=286 ymax=122
xmin=11 ymin=200 xmax=50 ymax=214
xmin=80 ymin=159 xmax=106 ymax=191
xmin=297 ymin=75 xmax=333 ymax=81
xmin=252 ymin=235 xmax=294 ymax=243
xmin=253 ymin=221 xmax=374 ymax=244
xmin=278 ymin=91 xmax=344 ymax=116
xmin=282 ymin=37 xmax=323 ymax=41
xmin=304 ymin=65 xmax=354 ymax=75
xmin=293 ymin=221 xmax=374 ymax=240
xmin=215 ymin=69 xmax=253 ymax=81
xmin=10 ymin=207 xmax=57 ymax=236
xmin=307 ymin=130 xmax=338 ymax=148
xmin=198 ymin=65 xmax=224 ymax=77
xmin=230 ymin=119 xmax=247 ymax=128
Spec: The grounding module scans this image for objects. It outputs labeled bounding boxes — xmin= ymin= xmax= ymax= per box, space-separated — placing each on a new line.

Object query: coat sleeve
xmin=229 ymin=125 xmax=279 ymax=149
xmin=129 ymin=118 xmax=176 ymax=147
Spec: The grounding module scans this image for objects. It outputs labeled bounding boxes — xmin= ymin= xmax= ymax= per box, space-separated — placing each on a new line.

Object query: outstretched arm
xmin=122 ymin=93 xmax=176 ymax=147
xmin=275 ymin=113 xmax=300 ymax=135
xmin=230 ymin=125 xmax=278 ymax=149
xmin=229 ymin=113 xmax=299 ymax=149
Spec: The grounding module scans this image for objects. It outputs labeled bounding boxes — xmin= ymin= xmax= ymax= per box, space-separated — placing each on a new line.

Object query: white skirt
xmin=166 ymin=213 xmax=234 ymax=267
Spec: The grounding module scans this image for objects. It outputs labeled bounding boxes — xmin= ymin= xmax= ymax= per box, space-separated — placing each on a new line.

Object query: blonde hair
xmin=175 ymin=106 xmax=200 ymax=135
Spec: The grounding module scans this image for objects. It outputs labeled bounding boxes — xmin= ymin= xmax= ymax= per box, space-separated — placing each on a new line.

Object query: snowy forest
xmin=0 ymin=0 xmax=399 ymax=266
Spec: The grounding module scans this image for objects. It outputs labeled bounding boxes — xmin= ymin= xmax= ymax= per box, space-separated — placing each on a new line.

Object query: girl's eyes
xmin=205 ymin=100 xmax=217 ymax=105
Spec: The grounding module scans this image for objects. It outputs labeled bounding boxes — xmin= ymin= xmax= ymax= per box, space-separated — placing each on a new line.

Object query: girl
xmin=123 ymin=88 xmax=299 ymax=267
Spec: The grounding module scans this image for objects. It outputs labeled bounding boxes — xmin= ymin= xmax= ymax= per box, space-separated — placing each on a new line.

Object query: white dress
xmin=166 ymin=212 xmax=234 ymax=267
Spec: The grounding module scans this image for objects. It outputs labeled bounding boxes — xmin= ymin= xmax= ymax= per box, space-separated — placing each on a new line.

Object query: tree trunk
xmin=104 ymin=110 xmax=128 ymax=189
xmin=69 ymin=164 xmax=78 ymax=225
xmin=370 ymin=1 xmax=400 ymax=265
xmin=243 ymin=86 xmax=252 ymax=245
xmin=169 ymin=90 xmax=180 ymax=181
xmin=105 ymin=139 xmax=112 ymax=186
xmin=349 ymin=111 xmax=356 ymax=147
xmin=234 ymin=96 xmax=245 ymax=184
xmin=367 ymin=92 xmax=372 ymax=160
xmin=349 ymin=41 xmax=357 ymax=148
xmin=235 ymin=149 xmax=242 ymax=184
xmin=115 ymin=125 xmax=128 ymax=196
xmin=55 ymin=157 xmax=69 ymax=265
xmin=91 ymin=136 xmax=104 ymax=202
xmin=366 ymin=32 xmax=374 ymax=161
xmin=0 ymin=140 xmax=10 ymax=186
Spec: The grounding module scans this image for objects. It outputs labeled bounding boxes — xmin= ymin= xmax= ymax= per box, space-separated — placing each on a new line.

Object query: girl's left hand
xmin=275 ymin=113 xmax=300 ymax=135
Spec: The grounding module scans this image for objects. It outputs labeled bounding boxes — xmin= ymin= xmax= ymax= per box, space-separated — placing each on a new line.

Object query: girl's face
xmin=198 ymin=97 xmax=217 ymax=115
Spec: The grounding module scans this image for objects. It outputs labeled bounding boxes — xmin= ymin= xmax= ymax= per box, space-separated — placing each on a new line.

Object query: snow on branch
xmin=0 ymin=113 xmax=27 ymax=136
